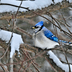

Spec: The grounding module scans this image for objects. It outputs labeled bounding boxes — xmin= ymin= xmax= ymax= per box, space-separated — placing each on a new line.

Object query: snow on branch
xmin=47 ymin=50 xmax=72 ymax=72
xmin=0 ymin=29 xmax=24 ymax=58
xmin=0 ymin=0 xmax=72 ymax=12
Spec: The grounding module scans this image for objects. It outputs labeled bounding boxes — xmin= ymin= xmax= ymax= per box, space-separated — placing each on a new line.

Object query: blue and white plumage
xmin=31 ymin=21 xmax=72 ymax=49
xmin=31 ymin=21 xmax=72 ymax=72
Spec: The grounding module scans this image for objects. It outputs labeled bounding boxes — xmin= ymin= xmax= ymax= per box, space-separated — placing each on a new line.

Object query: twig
xmin=3 ymin=50 xmax=46 ymax=66
xmin=45 ymin=57 xmax=57 ymax=72
xmin=0 ymin=62 xmax=9 ymax=72
xmin=60 ymin=11 xmax=72 ymax=34
xmin=0 ymin=3 xmax=29 ymax=10
xmin=18 ymin=59 xmax=26 ymax=72
xmin=23 ymin=50 xmax=41 ymax=72
xmin=9 ymin=1 xmax=23 ymax=72
xmin=26 ymin=51 xmax=41 ymax=68
xmin=46 ymin=12 xmax=62 ymax=30
xmin=15 ymin=1 xmax=23 ymax=18
xmin=55 ymin=18 xmax=70 ymax=27
xmin=9 ymin=14 xmax=15 ymax=72
xmin=60 ymin=46 xmax=71 ymax=72
xmin=61 ymin=60 xmax=72 ymax=65
xmin=23 ymin=62 xmax=32 ymax=72
xmin=16 ymin=27 xmax=32 ymax=38
xmin=0 ymin=15 xmax=14 ymax=60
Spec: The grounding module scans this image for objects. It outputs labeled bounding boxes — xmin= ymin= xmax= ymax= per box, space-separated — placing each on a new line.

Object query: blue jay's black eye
xmin=35 ymin=26 xmax=39 ymax=28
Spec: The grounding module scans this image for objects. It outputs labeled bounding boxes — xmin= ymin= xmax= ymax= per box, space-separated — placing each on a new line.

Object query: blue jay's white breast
xmin=33 ymin=30 xmax=59 ymax=49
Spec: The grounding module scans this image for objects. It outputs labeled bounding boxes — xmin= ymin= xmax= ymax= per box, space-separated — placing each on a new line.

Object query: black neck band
xmin=38 ymin=24 xmax=44 ymax=32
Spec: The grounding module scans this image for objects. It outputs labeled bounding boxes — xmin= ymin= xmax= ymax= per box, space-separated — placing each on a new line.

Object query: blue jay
xmin=31 ymin=21 xmax=72 ymax=49
xmin=31 ymin=21 xmax=72 ymax=72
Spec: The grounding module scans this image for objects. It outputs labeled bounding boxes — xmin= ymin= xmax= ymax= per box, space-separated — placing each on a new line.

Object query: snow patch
xmin=0 ymin=0 xmax=70 ymax=12
xmin=47 ymin=50 xmax=72 ymax=72
xmin=0 ymin=29 xmax=24 ymax=58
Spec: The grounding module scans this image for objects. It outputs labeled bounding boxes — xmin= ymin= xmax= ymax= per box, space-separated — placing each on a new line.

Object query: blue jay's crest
xmin=31 ymin=21 xmax=72 ymax=49
xmin=35 ymin=21 xmax=44 ymax=27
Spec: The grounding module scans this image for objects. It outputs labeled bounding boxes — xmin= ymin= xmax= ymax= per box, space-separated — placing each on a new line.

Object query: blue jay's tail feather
xmin=59 ymin=40 xmax=72 ymax=45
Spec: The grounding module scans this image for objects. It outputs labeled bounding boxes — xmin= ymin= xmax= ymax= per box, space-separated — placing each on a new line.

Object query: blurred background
xmin=0 ymin=0 xmax=72 ymax=72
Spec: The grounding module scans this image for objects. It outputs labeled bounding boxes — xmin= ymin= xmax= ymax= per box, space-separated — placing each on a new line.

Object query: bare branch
xmin=0 ymin=3 xmax=29 ymax=10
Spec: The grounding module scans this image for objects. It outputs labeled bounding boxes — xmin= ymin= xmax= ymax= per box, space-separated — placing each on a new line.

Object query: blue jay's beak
xmin=31 ymin=26 xmax=35 ymax=29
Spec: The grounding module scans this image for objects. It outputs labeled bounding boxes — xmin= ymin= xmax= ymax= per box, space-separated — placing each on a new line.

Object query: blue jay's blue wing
xmin=43 ymin=27 xmax=58 ymax=42
xmin=43 ymin=27 xmax=72 ymax=44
